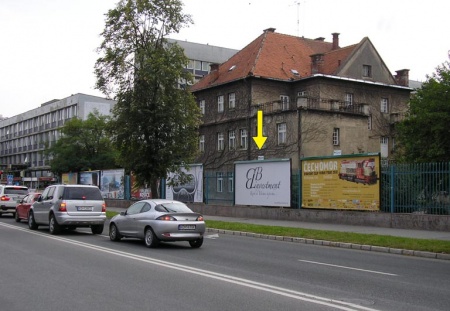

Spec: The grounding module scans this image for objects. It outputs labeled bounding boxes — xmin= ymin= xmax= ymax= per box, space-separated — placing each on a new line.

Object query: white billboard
xmin=234 ymin=159 xmax=291 ymax=207
xmin=166 ymin=164 xmax=203 ymax=203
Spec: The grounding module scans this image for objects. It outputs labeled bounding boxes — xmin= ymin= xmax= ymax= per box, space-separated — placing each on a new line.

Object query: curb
xmin=206 ymin=228 xmax=450 ymax=261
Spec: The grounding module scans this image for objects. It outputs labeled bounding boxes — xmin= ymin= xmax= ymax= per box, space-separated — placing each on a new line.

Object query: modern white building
xmin=0 ymin=93 xmax=116 ymax=188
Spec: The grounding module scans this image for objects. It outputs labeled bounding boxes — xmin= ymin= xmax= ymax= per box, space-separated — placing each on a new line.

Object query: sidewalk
xmin=106 ymin=206 xmax=450 ymax=241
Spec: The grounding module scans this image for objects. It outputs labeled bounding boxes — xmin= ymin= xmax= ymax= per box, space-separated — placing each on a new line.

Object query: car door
xmin=17 ymin=194 xmax=30 ymax=219
xmin=118 ymin=202 xmax=146 ymax=236
xmin=33 ymin=187 xmax=55 ymax=224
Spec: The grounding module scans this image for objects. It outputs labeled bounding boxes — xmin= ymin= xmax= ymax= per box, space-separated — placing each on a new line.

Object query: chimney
xmin=332 ymin=33 xmax=340 ymax=50
xmin=310 ymin=53 xmax=324 ymax=74
xmin=264 ymin=27 xmax=276 ymax=33
xmin=395 ymin=69 xmax=410 ymax=86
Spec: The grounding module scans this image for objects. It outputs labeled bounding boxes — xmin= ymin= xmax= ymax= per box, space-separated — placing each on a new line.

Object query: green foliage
xmin=44 ymin=111 xmax=118 ymax=175
xmin=396 ymin=61 xmax=450 ymax=162
xmin=95 ymin=0 xmax=201 ymax=197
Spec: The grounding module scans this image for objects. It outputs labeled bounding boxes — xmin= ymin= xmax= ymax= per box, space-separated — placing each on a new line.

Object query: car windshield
xmin=5 ymin=188 xmax=28 ymax=195
xmin=62 ymin=187 xmax=103 ymax=200
xmin=155 ymin=203 xmax=192 ymax=213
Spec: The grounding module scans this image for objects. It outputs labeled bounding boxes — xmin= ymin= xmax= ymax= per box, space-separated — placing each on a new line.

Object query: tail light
xmin=59 ymin=202 xmax=67 ymax=212
xmin=197 ymin=215 xmax=204 ymax=221
xmin=156 ymin=215 xmax=176 ymax=221
xmin=1 ymin=196 xmax=10 ymax=202
xmin=102 ymin=203 xmax=106 ymax=212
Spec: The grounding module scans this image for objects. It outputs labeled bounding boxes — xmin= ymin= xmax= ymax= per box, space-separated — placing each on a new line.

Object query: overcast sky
xmin=1 ymin=0 xmax=448 ymax=118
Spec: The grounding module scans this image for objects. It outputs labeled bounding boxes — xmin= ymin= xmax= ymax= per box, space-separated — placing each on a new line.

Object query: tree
xmin=395 ymin=61 xmax=450 ymax=162
xmin=95 ymin=0 xmax=201 ymax=197
xmin=45 ymin=111 xmax=118 ymax=176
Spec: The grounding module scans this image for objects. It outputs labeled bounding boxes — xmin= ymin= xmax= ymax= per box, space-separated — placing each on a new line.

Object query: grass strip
xmin=206 ymin=220 xmax=450 ymax=254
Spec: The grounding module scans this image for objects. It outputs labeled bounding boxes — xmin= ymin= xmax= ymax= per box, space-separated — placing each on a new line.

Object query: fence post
xmin=390 ymin=165 xmax=395 ymax=213
xmin=205 ymin=174 xmax=209 ymax=204
xmin=298 ymin=168 xmax=302 ymax=209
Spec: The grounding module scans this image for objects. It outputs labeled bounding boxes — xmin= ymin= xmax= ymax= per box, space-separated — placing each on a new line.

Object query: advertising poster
xmin=61 ymin=172 xmax=78 ymax=185
xmin=166 ymin=164 xmax=203 ymax=203
xmin=301 ymin=153 xmax=380 ymax=210
xmin=234 ymin=159 xmax=291 ymax=207
xmin=79 ymin=171 xmax=100 ymax=186
xmin=100 ymin=169 xmax=125 ymax=199
xmin=130 ymin=172 xmax=151 ymax=200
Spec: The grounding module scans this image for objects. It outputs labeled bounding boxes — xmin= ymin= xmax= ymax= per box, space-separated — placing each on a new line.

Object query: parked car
xmin=0 ymin=185 xmax=28 ymax=217
xmin=109 ymin=199 xmax=205 ymax=248
xmin=15 ymin=192 xmax=41 ymax=223
xmin=28 ymin=184 xmax=106 ymax=235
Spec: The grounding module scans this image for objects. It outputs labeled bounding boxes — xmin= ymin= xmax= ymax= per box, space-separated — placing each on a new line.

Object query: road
xmin=1 ymin=216 xmax=449 ymax=311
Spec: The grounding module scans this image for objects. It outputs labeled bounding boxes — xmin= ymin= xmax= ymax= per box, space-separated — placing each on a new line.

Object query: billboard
xmin=100 ymin=169 xmax=125 ymax=199
xmin=301 ymin=153 xmax=380 ymax=210
xmin=235 ymin=159 xmax=291 ymax=207
xmin=61 ymin=172 xmax=78 ymax=185
xmin=79 ymin=171 xmax=100 ymax=186
xmin=166 ymin=164 xmax=203 ymax=203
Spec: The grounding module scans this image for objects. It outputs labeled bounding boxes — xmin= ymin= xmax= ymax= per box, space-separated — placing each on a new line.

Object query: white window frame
xmin=218 ymin=95 xmax=224 ymax=112
xmin=333 ymin=128 xmax=340 ymax=146
xmin=381 ymin=98 xmax=389 ymax=113
xmin=217 ymin=132 xmax=224 ymax=151
xmin=277 ymin=123 xmax=287 ymax=145
xmin=345 ymin=93 xmax=353 ymax=107
xmin=199 ymin=100 xmax=205 ymax=114
xmin=199 ymin=135 xmax=205 ymax=152
xmin=240 ymin=129 xmax=248 ymax=150
xmin=363 ymin=65 xmax=372 ymax=77
xmin=202 ymin=61 xmax=209 ymax=71
xmin=216 ymin=172 xmax=224 ymax=193
xmin=194 ymin=60 xmax=201 ymax=70
xmin=280 ymin=95 xmax=289 ymax=110
xmin=227 ymin=172 xmax=234 ymax=193
xmin=229 ymin=93 xmax=236 ymax=109
xmin=228 ymin=130 xmax=236 ymax=150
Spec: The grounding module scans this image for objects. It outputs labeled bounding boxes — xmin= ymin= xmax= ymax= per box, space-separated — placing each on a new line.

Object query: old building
xmin=191 ymin=28 xmax=412 ymax=172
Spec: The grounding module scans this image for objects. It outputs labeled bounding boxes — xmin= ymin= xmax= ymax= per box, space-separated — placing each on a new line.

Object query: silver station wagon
xmin=109 ymin=199 xmax=205 ymax=248
xmin=28 ymin=184 xmax=106 ymax=235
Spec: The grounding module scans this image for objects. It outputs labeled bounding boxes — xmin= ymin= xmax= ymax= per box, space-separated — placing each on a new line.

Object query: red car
xmin=15 ymin=192 xmax=41 ymax=223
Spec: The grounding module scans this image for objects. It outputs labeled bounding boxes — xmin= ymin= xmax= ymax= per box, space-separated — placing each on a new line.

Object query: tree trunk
xmin=150 ymin=179 xmax=159 ymax=199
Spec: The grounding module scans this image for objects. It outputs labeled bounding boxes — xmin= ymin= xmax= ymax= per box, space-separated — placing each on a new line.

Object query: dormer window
xmin=363 ymin=65 xmax=372 ymax=78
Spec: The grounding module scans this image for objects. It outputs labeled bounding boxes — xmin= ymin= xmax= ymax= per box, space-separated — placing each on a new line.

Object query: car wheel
xmin=28 ymin=212 xmax=38 ymax=230
xmin=49 ymin=214 xmax=61 ymax=235
xmin=109 ymin=223 xmax=122 ymax=241
xmin=14 ymin=210 xmax=21 ymax=222
xmin=91 ymin=224 xmax=104 ymax=235
xmin=144 ymin=228 xmax=159 ymax=248
xmin=189 ymin=238 xmax=204 ymax=249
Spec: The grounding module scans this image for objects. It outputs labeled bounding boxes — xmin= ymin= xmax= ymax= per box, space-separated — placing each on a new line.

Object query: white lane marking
xmin=205 ymin=233 xmax=219 ymax=239
xmin=0 ymin=222 xmax=380 ymax=311
xmin=299 ymin=260 xmax=398 ymax=276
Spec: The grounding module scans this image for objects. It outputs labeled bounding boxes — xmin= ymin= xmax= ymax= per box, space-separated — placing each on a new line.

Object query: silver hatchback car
xmin=109 ymin=199 xmax=205 ymax=248
xmin=28 ymin=184 xmax=106 ymax=235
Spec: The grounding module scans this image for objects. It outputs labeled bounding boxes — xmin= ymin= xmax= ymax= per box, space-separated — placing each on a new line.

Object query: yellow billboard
xmin=301 ymin=153 xmax=380 ymax=211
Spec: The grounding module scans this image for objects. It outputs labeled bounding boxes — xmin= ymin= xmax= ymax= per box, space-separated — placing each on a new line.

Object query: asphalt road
xmin=1 ymin=216 xmax=449 ymax=311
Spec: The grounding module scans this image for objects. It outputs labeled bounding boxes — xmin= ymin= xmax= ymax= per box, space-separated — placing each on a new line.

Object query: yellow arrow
xmin=253 ymin=110 xmax=267 ymax=149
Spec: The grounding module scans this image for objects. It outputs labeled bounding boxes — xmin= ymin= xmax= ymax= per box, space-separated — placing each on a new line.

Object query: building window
xmin=187 ymin=60 xmax=194 ymax=69
xmin=280 ymin=95 xmax=289 ymax=110
xmin=277 ymin=123 xmax=286 ymax=145
xmin=199 ymin=100 xmax=205 ymax=114
xmin=381 ymin=98 xmax=389 ymax=113
xmin=217 ymin=133 xmax=224 ymax=151
xmin=345 ymin=93 xmax=353 ymax=107
xmin=199 ymin=135 xmax=205 ymax=152
xmin=229 ymin=93 xmax=236 ymax=109
xmin=240 ymin=129 xmax=248 ymax=149
xmin=228 ymin=172 xmax=234 ymax=193
xmin=368 ymin=115 xmax=372 ymax=130
xmin=202 ymin=61 xmax=209 ymax=71
xmin=380 ymin=136 xmax=389 ymax=158
xmin=363 ymin=65 xmax=372 ymax=77
xmin=333 ymin=128 xmax=340 ymax=146
xmin=218 ymin=95 xmax=224 ymax=112
xmin=194 ymin=60 xmax=201 ymax=70
xmin=216 ymin=172 xmax=223 ymax=193
xmin=228 ymin=130 xmax=236 ymax=150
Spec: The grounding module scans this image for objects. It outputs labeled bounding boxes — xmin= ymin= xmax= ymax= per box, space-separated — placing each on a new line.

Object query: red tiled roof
xmin=191 ymin=30 xmax=357 ymax=92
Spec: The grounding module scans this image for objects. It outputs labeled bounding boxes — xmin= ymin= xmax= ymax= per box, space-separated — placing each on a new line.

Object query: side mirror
xmin=120 ymin=211 xmax=126 ymax=216
xmin=37 ymin=195 xmax=43 ymax=202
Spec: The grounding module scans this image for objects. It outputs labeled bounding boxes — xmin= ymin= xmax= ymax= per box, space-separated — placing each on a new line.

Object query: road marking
xmin=205 ymin=233 xmax=219 ymax=239
xmin=0 ymin=222 xmax=381 ymax=311
xmin=298 ymin=260 xmax=398 ymax=276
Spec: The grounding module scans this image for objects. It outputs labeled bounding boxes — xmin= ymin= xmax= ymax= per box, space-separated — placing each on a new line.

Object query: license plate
xmin=77 ymin=206 xmax=93 ymax=211
xmin=178 ymin=224 xmax=196 ymax=231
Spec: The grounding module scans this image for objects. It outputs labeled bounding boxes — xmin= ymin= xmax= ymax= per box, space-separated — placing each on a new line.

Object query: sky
xmin=1 ymin=0 xmax=449 ymax=118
